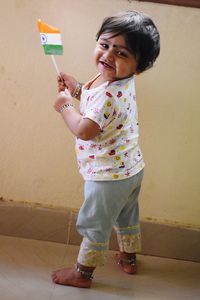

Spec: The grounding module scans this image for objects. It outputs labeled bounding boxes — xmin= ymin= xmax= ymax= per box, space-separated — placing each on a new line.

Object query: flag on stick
xmin=38 ymin=19 xmax=63 ymax=55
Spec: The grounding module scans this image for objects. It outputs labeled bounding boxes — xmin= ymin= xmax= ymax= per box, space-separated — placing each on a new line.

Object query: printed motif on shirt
xmin=75 ymin=75 xmax=145 ymax=180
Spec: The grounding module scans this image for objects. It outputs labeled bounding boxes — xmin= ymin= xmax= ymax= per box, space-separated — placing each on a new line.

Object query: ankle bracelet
xmin=75 ymin=264 xmax=93 ymax=280
xmin=118 ymin=257 xmax=136 ymax=266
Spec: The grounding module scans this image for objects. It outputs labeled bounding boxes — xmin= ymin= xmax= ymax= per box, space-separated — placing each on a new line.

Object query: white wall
xmin=0 ymin=0 xmax=200 ymax=227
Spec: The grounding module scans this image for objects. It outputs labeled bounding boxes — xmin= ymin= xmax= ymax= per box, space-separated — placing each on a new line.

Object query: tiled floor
xmin=0 ymin=235 xmax=199 ymax=300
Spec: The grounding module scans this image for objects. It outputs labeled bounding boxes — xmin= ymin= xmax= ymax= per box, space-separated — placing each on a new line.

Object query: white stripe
xmin=40 ymin=33 xmax=62 ymax=45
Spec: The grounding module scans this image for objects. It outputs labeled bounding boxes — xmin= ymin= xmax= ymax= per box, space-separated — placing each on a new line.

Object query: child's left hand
xmin=54 ymin=89 xmax=73 ymax=113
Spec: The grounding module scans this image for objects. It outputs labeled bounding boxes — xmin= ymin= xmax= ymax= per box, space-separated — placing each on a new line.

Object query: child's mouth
xmin=100 ymin=61 xmax=114 ymax=69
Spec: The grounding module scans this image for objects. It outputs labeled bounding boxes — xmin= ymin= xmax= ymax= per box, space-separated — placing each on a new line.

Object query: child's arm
xmin=59 ymin=72 xmax=82 ymax=101
xmin=54 ymin=90 xmax=100 ymax=141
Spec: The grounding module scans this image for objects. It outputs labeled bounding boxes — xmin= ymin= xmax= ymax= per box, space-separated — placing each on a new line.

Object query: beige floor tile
xmin=0 ymin=235 xmax=199 ymax=300
xmin=52 ymin=243 xmax=200 ymax=300
xmin=0 ymin=235 xmax=65 ymax=300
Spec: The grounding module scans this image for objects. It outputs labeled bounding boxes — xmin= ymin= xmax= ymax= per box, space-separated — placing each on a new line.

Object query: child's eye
xmin=100 ymin=43 xmax=109 ymax=49
xmin=117 ymin=51 xmax=128 ymax=57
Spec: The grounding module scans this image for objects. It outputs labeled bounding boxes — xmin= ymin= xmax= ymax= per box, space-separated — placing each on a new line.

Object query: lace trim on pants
xmin=77 ymin=237 xmax=108 ymax=267
xmin=114 ymin=225 xmax=141 ymax=253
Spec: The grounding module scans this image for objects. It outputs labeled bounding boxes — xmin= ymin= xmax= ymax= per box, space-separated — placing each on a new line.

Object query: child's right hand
xmin=54 ymin=89 xmax=73 ymax=113
xmin=57 ymin=76 xmax=66 ymax=92
xmin=57 ymin=72 xmax=78 ymax=96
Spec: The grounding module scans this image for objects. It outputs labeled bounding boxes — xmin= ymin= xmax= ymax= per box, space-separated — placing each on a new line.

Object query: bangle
xmin=72 ymin=82 xmax=82 ymax=98
xmin=59 ymin=103 xmax=73 ymax=113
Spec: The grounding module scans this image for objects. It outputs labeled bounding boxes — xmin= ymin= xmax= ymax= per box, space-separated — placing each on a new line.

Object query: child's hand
xmin=54 ymin=89 xmax=73 ymax=113
xmin=59 ymin=72 xmax=78 ymax=96
xmin=57 ymin=76 xmax=66 ymax=92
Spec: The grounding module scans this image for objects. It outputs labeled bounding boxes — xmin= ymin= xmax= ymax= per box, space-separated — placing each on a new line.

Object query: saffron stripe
xmin=38 ymin=19 xmax=60 ymax=34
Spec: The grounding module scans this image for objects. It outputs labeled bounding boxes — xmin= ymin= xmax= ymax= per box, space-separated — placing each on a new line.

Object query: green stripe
xmin=43 ymin=44 xmax=63 ymax=55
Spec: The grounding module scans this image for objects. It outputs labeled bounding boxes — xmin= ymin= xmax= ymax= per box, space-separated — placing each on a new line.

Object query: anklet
xmin=75 ymin=264 xmax=93 ymax=280
xmin=118 ymin=257 xmax=136 ymax=266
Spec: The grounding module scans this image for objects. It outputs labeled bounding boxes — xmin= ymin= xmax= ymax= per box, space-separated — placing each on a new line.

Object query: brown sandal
xmin=115 ymin=253 xmax=137 ymax=274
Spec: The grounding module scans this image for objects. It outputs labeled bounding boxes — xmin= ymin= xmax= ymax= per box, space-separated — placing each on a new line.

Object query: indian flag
xmin=38 ymin=19 xmax=63 ymax=55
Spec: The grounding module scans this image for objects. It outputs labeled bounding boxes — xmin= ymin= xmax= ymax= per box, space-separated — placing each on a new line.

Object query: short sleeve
xmin=82 ymin=87 xmax=116 ymax=130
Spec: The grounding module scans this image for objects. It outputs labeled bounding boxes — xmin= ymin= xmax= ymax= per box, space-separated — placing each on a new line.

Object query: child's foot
xmin=51 ymin=266 xmax=93 ymax=288
xmin=115 ymin=252 xmax=137 ymax=274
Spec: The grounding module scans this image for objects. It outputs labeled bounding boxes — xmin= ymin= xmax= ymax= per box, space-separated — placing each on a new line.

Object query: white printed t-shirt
xmin=75 ymin=74 xmax=145 ymax=181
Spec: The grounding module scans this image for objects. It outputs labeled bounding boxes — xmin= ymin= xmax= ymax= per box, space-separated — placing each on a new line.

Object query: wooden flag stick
xmin=51 ymin=55 xmax=60 ymax=75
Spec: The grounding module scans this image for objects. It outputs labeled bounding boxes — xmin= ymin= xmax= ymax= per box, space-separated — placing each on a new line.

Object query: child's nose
xmin=103 ymin=49 xmax=114 ymax=62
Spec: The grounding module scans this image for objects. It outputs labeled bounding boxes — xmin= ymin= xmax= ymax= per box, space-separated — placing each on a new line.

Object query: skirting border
xmin=0 ymin=200 xmax=199 ymax=262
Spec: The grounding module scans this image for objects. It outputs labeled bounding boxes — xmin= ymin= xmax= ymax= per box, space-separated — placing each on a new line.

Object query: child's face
xmin=94 ymin=33 xmax=138 ymax=82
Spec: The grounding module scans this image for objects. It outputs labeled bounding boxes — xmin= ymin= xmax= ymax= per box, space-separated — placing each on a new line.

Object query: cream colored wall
xmin=0 ymin=0 xmax=200 ymax=227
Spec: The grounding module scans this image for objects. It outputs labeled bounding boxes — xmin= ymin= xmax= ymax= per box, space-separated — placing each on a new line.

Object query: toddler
xmin=52 ymin=10 xmax=160 ymax=288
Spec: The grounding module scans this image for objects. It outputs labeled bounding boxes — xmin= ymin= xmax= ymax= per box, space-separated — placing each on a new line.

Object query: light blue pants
xmin=76 ymin=169 xmax=144 ymax=267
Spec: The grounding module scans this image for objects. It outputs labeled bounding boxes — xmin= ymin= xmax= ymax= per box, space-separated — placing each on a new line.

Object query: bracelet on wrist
xmin=59 ymin=103 xmax=73 ymax=113
xmin=72 ymin=82 xmax=82 ymax=98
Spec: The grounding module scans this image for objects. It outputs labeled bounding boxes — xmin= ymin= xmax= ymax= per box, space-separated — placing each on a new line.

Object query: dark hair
xmin=96 ymin=11 xmax=160 ymax=73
